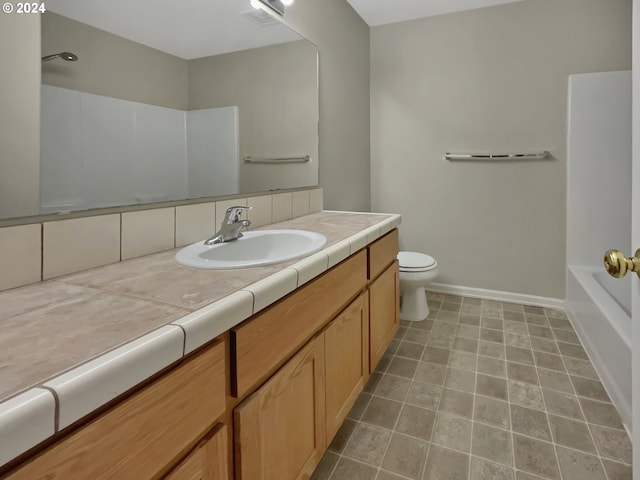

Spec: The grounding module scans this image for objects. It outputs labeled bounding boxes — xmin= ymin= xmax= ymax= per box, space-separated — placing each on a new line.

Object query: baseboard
xmin=426 ymin=282 xmax=566 ymax=310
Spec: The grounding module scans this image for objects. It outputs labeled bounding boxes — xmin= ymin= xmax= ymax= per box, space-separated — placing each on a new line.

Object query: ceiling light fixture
xmin=251 ymin=0 xmax=293 ymax=16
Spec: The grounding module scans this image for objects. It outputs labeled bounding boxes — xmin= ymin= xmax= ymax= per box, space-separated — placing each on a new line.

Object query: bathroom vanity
xmin=0 ymin=212 xmax=400 ymax=480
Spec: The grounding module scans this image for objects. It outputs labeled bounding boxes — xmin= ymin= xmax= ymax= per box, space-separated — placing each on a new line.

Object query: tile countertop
xmin=0 ymin=211 xmax=401 ymax=467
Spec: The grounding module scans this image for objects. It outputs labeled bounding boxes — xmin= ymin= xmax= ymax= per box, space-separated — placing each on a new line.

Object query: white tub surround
xmin=565 ymin=70 xmax=632 ymax=432
xmin=567 ymin=266 xmax=631 ymax=431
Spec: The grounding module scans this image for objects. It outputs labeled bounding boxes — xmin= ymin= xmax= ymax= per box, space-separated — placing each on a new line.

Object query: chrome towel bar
xmin=445 ymin=151 xmax=550 ymax=161
xmin=243 ymin=155 xmax=310 ymax=164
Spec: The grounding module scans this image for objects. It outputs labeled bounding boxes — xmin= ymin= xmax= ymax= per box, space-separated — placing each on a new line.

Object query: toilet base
xmin=400 ymin=286 xmax=429 ymax=321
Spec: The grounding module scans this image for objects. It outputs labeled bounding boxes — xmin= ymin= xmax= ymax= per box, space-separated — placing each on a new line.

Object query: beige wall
xmin=0 ymin=13 xmax=40 ymax=219
xmin=41 ymin=12 xmax=188 ymax=109
xmin=188 ymin=41 xmax=319 ymax=193
xmin=283 ymin=0 xmax=371 ymax=211
xmin=370 ymin=0 xmax=632 ymax=298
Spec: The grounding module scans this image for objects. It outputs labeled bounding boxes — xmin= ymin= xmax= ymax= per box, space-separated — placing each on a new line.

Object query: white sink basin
xmin=175 ymin=229 xmax=327 ymax=269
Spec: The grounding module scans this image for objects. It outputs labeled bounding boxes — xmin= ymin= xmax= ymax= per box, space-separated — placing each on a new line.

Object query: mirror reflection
xmin=38 ymin=0 xmax=318 ymax=215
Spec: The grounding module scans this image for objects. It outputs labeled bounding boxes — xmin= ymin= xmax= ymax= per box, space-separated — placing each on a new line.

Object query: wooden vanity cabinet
xmin=234 ymin=335 xmax=326 ymax=480
xmin=324 ymin=292 xmax=369 ymax=441
xmin=5 ymin=341 xmax=227 ymax=480
xmin=367 ymin=231 xmax=400 ymax=372
xmin=369 ymin=260 xmax=400 ymax=371
xmin=165 ymin=425 xmax=229 ymax=480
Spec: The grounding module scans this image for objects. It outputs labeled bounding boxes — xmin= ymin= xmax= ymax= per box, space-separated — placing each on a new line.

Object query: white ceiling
xmin=47 ymin=0 xmax=302 ymax=59
xmin=344 ymin=0 xmax=525 ymax=26
xmin=47 ymin=0 xmax=526 ymax=59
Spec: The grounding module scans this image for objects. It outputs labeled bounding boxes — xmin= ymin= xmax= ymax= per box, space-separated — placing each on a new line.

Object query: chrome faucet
xmin=204 ymin=206 xmax=252 ymax=245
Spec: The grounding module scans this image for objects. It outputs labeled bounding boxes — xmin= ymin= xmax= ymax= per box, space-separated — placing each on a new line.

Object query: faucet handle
xmin=225 ymin=205 xmax=252 ymax=223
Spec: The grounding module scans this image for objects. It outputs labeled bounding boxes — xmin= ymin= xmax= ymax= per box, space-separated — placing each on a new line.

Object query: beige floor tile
xmin=423 ymin=347 xmax=450 ymax=365
xmin=504 ymin=321 xmax=528 ymax=335
xmin=404 ymin=328 xmax=431 ymax=345
xmin=431 ymin=412 xmax=472 ymax=452
xmin=470 ymin=457 xmax=515 ymax=480
xmin=474 ymin=395 xmax=510 ymax=429
xmin=471 ymin=422 xmax=513 ymax=466
xmin=547 ymin=318 xmax=573 ymax=331
xmin=548 ymin=414 xmax=597 ymax=454
xmin=459 ymin=313 xmax=481 ymax=325
xmin=311 ymin=451 xmax=339 ymax=480
xmin=405 ymin=380 xmax=442 ymax=410
xmin=395 ymin=405 xmax=436 ymax=441
xmin=364 ymin=373 xmax=383 ymax=394
xmin=564 ymin=357 xmax=599 ymax=379
xmin=508 ymin=381 xmax=545 ymax=411
xmin=533 ymin=352 xmax=565 ymax=372
xmin=537 ymin=368 xmax=574 ymax=394
xmin=504 ymin=311 xmax=526 ymax=322
xmin=542 ymin=389 xmax=583 ymax=420
xmin=571 ymin=376 xmax=610 ymax=402
xmin=347 ymin=393 xmax=371 ymax=420
xmin=448 ymin=351 xmax=477 ymax=372
xmin=527 ymin=325 xmax=554 ymax=340
xmin=342 ymin=423 xmax=392 ymax=466
xmin=505 ymin=346 xmax=534 ymax=365
xmin=557 ymin=341 xmax=589 ymax=360
xmin=375 ymin=375 xmax=412 ymax=402
xmin=414 ymin=362 xmax=447 ymax=386
xmin=525 ymin=314 xmax=549 ymax=326
xmin=457 ymin=324 xmax=481 ymax=339
xmin=601 ymin=459 xmax=633 ymax=480
xmin=444 ymin=368 xmax=476 ymax=393
xmin=504 ymin=333 xmax=531 ymax=349
xmin=397 ymin=341 xmax=425 ymax=360
xmin=556 ymin=447 xmax=606 ymax=480
xmin=579 ymin=397 xmax=625 ymax=430
xmin=476 ymin=374 xmax=508 ymax=401
xmin=529 ymin=337 xmax=559 ymax=354
xmin=381 ymin=433 xmax=429 ymax=479
xmin=552 ymin=328 xmax=580 ymax=344
xmin=590 ymin=425 xmax=632 ymax=464
xmin=330 ymin=457 xmax=377 ymax=480
xmin=362 ymin=396 xmax=403 ymax=430
xmin=477 ymin=356 xmax=506 ymax=378
xmin=386 ymin=357 xmax=419 ymax=379
xmin=513 ymin=435 xmax=560 ymax=480
xmin=439 ymin=388 xmax=474 ymax=418
xmin=507 ymin=362 xmax=539 ymax=385
xmin=479 ymin=341 xmax=506 ymax=359
xmin=510 ymin=404 xmax=551 ymax=441
xmin=480 ymin=328 xmax=504 ymax=344
xmin=452 ymin=336 xmax=478 ymax=354
xmin=482 ymin=317 xmax=504 ymax=330
xmin=329 ymin=418 xmax=357 ymax=453
xmin=502 ymin=303 xmax=524 ymax=313
xmin=423 ymin=445 xmax=470 ymax=480
xmin=377 ymin=471 xmax=407 ymax=480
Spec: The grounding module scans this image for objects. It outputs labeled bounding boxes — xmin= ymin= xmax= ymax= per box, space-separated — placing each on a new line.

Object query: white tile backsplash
xmin=121 ymin=208 xmax=175 ymax=260
xmin=175 ymin=202 xmax=216 ymax=247
xmin=1 ymin=189 xmax=322 ymax=292
xmin=309 ymin=188 xmax=323 ymax=213
xmin=247 ymin=195 xmax=273 ymax=228
xmin=43 ymin=215 xmax=121 ymax=280
xmin=292 ymin=190 xmax=310 ymax=218
xmin=0 ymin=224 xmax=41 ymax=291
xmin=272 ymin=193 xmax=293 ymax=223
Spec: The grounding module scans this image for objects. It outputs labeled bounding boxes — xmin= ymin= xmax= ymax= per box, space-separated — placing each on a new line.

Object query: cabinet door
xmin=369 ymin=261 xmax=400 ymax=372
xmin=324 ymin=292 xmax=369 ymax=442
xmin=234 ymin=335 xmax=325 ymax=480
xmin=165 ymin=425 xmax=228 ymax=480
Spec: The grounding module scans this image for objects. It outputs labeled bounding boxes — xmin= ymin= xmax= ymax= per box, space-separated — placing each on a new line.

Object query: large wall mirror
xmin=33 ymin=0 xmax=318 ymax=216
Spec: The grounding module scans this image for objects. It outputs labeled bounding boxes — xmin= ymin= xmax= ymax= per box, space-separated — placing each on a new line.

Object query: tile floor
xmin=311 ymin=293 xmax=632 ymax=480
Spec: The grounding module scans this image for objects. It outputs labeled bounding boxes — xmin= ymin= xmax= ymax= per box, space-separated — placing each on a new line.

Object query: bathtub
xmin=566 ymin=265 xmax=631 ymax=431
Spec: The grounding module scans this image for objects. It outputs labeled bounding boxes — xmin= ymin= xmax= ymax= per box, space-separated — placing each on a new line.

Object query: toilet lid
xmin=398 ymin=251 xmax=436 ymax=271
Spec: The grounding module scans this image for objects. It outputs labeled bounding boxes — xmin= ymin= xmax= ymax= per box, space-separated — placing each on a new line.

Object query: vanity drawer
xmin=368 ymin=229 xmax=399 ymax=281
xmin=232 ymin=250 xmax=367 ymax=398
xmin=8 ymin=340 xmax=226 ymax=480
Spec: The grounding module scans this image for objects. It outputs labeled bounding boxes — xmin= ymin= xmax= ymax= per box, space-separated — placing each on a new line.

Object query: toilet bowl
xmin=398 ymin=251 xmax=439 ymax=321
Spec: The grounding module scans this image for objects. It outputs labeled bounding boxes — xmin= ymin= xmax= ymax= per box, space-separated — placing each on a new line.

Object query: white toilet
xmin=398 ymin=251 xmax=439 ymax=321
